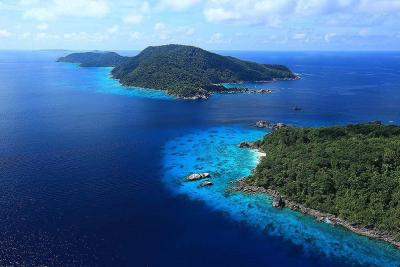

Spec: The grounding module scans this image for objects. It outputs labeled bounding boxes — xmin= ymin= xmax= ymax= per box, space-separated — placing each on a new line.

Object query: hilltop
xmin=58 ymin=51 xmax=128 ymax=67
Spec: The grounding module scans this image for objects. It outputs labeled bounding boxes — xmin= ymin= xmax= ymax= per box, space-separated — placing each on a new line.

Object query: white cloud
xmin=19 ymin=32 xmax=32 ymax=39
xmin=34 ymin=32 xmax=59 ymax=40
xmin=324 ymin=32 xmax=337 ymax=42
xmin=154 ymin=22 xmax=168 ymax=39
xmin=24 ymin=0 xmax=109 ymax=21
xmin=292 ymin=33 xmax=306 ymax=40
xmin=107 ymin=25 xmax=119 ymax=34
xmin=122 ymin=2 xmax=149 ymax=24
xmin=154 ymin=22 xmax=167 ymax=31
xmin=0 ymin=29 xmax=12 ymax=37
xmin=153 ymin=23 xmax=197 ymax=41
xmin=157 ymin=0 xmax=202 ymax=11
xmin=63 ymin=31 xmax=89 ymax=40
xmin=204 ymin=8 xmax=239 ymax=22
xmin=129 ymin=31 xmax=142 ymax=40
xmin=203 ymin=0 xmax=400 ymax=26
xmin=358 ymin=28 xmax=369 ymax=37
xmin=63 ymin=30 xmax=111 ymax=41
xmin=208 ymin=32 xmax=223 ymax=43
xmin=123 ymin=14 xmax=144 ymax=24
xmin=183 ymin=27 xmax=195 ymax=35
xmin=36 ymin=23 xmax=48 ymax=30
xmin=18 ymin=0 xmax=39 ymax=6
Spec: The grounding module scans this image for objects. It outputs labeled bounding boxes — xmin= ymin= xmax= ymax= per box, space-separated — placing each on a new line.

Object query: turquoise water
xmin=59 ymin=64 xmax=173 ymax=99
xmin=163 ymin=126 xmax=400 ymax=267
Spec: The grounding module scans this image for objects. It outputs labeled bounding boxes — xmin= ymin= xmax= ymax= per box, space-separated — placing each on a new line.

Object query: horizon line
xmin=1 ymin=48 xmax=400 ymax=53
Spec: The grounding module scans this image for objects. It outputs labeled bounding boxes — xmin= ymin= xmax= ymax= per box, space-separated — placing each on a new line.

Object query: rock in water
xmin=186 ymin=173 xmax=211 ymax=181
xmin=238 ymin=142 xmax=254 ymax=148
xmin=256 ymin=120 xmax=271 ymax=128
xmin=272 ymin=195 xmax=285 ymax=208
xmin=238 ymin=141 xmax=260 ymax=149
xmin=272 ymin=123 xmax=287 ymax=130
xmin=199 ymin=181 xmax=213 ymax=187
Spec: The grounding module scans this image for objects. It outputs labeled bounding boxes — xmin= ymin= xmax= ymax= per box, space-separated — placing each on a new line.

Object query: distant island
xmin=58 ymin=44 xmax=298 ymax=99
xmin=234 ymin=122 xmax=400 ymax=248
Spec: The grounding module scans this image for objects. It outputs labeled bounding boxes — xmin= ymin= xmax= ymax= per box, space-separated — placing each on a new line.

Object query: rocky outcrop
xmin=186 ymin=173 xmax=211 ymax=181
xmin=210 ymin=85 xmax=273 ymax=95
xmin=255 ymin=120 xmax=289 ymax=130
xmin=272 ymin=195 xmax=285 ymax=208
xmin=179 ymin=89 xmax=210 ymax=100
xmin=229 ymin=177 xmax=400 ymax=249
xmin=256 ymin=120 xmax=272 ymax=128
xmin=237 ymin=141 xmax=259 ymax=149
xmin=272 ymin=123 xmax=287 ymax=130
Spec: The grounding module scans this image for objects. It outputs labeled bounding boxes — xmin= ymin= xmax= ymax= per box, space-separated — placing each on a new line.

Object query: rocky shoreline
xmin=178 ymin=88 xmax=274 ymax=100
xmin=229 ymin=177 xmax=400 ymax=249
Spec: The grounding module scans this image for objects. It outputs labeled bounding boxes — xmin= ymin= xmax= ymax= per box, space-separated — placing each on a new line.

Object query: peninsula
xmin=236 ymin=122 xmax=400 ymax=248
xmin=58 ymin=44 xmax=297 ymax=99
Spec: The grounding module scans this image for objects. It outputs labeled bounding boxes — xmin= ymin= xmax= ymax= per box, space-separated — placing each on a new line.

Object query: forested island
xmin=236 ymin=122 xmax=400 ymax=248
xmin=58 ymin=44 xmax=297 ymax=99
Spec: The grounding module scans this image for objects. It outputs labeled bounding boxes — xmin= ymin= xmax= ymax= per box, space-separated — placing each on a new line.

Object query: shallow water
xmin=163 ymin=126 xmax=400 ymax=267
xmin=0 ymin=50 xmax=400 ymax=266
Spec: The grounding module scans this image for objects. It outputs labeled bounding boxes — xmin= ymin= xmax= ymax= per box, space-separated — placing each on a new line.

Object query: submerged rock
xmin=186 ymin=172 xmax=211 ymax=181
xmin=199 ymin=180 xmax=213 ymax=187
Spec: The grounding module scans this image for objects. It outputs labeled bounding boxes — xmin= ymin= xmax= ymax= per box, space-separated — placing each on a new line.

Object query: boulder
xmin=238 ymin=142 xmax=254 ymax=148
xmin=364 ymin=224 xmax=375 ymax=230
xmin=200 ymin=180 xmax=213 ymax=187
xmin=255 ymin=120 xmax=271 ymax=128
xmin=272 ymin=195 xmax=285 ymax=208
xmin=186 ymin=173 xmax=211 ymax=181
xmin=273 ymin=123 xmax=287 ymax=130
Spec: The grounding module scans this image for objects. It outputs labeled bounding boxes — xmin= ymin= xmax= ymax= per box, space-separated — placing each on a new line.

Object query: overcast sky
xmin=0 ymin=0 xmax=399 ymax=50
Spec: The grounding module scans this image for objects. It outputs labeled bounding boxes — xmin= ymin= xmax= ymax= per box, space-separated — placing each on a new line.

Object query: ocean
xmin=0 ymin=50 xmax=399 ymax=266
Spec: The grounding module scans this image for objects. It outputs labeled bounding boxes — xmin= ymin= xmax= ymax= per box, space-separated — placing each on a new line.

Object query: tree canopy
xmin=250 ymin=122 xmax=400 ymax=241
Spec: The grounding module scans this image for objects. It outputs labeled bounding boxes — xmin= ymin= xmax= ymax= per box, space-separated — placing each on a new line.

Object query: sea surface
xmin=0 ymin=50 xmax=400 ymax=266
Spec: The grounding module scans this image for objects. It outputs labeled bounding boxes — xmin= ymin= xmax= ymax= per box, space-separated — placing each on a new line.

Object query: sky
xmin=0 ymin=0 xmax=399 ymax=51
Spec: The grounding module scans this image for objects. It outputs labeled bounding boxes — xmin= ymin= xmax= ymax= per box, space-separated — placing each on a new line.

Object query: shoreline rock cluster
xmin=229 ymin=177 xmax=400 ymax=249
xmin=255 ymin=120 xmax=288 ymax=130
xmin=218 ymin=88 xmax=273 ymax=95
xmin=237 ymin=141 xmax=260 ymax=149
xmin=178 ymin=88 xmax=274 ymax=100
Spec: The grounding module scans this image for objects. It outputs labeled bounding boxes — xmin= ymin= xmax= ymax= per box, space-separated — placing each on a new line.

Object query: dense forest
xmin=58 ymin=44 xmax=296 ymax=98
xmin=249 ymin=122 xmax=400 ymax=241
xmin=57 ymin=51 xmax=128 ymax=67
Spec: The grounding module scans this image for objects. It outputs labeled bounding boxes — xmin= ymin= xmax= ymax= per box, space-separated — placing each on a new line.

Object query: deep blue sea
xmin=0 ymin=50 xmax=400 ymax=266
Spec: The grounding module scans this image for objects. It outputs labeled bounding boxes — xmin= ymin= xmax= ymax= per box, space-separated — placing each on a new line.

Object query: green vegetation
xmin=58 ymin=44 xmax=296 ymax=98
xmin=249 ymin=122 xmax=400 ymax=240
xmin=57 ymin=51 xmax=128 ymax=67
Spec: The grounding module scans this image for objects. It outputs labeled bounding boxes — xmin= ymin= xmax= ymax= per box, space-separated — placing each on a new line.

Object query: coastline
xmin=106 ymin=67 xmax=300 ymax=100
xmin=229 ymin=155 xmax=400 ymax=250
